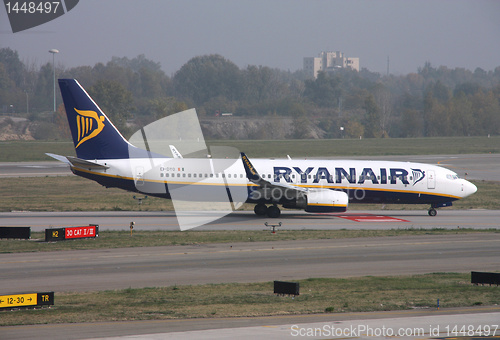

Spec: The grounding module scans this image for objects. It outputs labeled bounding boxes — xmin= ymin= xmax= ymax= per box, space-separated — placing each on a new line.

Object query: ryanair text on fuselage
xmin=272 ymin=166 xmax=425 ymax=186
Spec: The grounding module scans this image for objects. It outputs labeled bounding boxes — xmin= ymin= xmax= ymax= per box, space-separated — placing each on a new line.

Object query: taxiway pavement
xmin=1 ymin=209 xmax=499 ymax=231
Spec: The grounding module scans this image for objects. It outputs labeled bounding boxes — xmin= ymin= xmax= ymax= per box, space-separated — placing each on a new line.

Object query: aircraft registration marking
xmin=337 ymin=214 xmax=410 ymax=222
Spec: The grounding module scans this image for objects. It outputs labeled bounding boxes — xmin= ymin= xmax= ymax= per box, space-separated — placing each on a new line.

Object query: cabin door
xmin=427 ymin=170 xmax=436 ymax=189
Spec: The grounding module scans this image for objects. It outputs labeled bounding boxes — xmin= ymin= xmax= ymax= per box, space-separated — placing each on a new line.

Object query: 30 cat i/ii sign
xmin=45 ymin=225 xmax=98 ymax=242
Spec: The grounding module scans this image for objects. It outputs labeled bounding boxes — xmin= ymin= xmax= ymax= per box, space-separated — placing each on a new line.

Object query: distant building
xmin=304 ymin=51 xmax=359 ymax=78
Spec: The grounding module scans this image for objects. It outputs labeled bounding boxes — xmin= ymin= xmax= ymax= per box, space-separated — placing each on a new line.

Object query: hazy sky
xmin=1 ymin=0 xmax=499 ymax=76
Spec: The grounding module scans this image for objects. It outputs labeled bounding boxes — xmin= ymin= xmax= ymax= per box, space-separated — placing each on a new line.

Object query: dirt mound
xmin=0 ymin=117 xmax=34 ymax=140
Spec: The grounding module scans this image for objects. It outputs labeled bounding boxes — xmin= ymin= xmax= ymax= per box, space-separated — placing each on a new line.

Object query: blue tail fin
xmin=58 ymin=79 xmax=131 ymax=160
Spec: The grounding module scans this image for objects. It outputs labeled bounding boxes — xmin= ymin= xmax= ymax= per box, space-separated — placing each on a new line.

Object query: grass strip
xmin=1 ymin=136 xmax=500 ymax=162
xmin=1 ymin=229 xmax=499 ymax=253
xmin=1 ymin=273 xmax=498 ymax=326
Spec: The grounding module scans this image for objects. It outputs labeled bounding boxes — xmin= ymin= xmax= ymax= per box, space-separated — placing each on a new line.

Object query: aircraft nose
xmin=463 ymin=180 xmax=477 ymax=197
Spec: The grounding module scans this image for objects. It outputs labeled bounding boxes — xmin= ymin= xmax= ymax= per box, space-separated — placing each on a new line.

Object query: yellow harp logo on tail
xmin=74 ymin=109 xmax=105 ymax=148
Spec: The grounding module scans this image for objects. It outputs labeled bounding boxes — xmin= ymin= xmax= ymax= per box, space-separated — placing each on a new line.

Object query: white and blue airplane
xmin=48 ymin=79 xmax=477 ymax=219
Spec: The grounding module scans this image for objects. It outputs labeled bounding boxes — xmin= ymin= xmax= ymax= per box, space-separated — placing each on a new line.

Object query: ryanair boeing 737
xmin=48 ymin=79 xmax=477 ymax=223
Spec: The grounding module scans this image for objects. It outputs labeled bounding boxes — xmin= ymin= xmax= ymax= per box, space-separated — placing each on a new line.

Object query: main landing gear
xmin=428 ymin=208 xmax=437 ymax=216
xmin=254 ymin=203 xmax=281 ymax=218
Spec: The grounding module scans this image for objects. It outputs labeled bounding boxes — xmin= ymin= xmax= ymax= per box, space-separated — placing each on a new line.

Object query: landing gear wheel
xmin=254 ymin=204 xmax=267 ymax=216
xmin=428 ymin=208 xmax=437 ymax=217
xmin=267 ymin=205 xmax=281 ymax=218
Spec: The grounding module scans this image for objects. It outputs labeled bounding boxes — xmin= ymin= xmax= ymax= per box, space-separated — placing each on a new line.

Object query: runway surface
xmin=0 ymin=161 xmax=69 ymax=178
xmin=3 ymin=307 xmax=500 ymax=339
xmin=1 ymin=209 xmax=499 ymax=231
xmin=1 ymin=153 xmax=499 ymax=181
xmin=1 ymin=233 xmax=499 ymax=293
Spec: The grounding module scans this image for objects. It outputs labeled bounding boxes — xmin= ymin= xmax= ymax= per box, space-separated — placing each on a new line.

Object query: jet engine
xmin=283 ymin=189 xmax=348 ymax=213
xmin=304 ymin=189 xmax=348 ymax=213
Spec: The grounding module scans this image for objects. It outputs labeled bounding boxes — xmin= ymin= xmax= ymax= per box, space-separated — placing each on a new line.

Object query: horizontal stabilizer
xmin=45 ymin=153 xmax=71 ymax=165
xmin=66 ymin=156 xmax=110 ymax=169
xmin=46 ymin=153 xmax=109 ymax=170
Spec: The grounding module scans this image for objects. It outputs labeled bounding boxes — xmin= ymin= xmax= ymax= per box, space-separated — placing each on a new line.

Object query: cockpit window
xmin=446 ymin=174 xmax=459 ymax=180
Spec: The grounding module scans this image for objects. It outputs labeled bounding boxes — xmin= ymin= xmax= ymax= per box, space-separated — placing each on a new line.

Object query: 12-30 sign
xmin=0 ymin=292 xmax=54 ymax=309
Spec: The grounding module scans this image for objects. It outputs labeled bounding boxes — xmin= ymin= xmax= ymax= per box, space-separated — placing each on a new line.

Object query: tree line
xmin=1 ymin=47 xmax=499 ymax=139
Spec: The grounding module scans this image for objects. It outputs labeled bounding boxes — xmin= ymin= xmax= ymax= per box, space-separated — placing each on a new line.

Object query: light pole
xmin=49 ymin=49 xmax=59 ymax=112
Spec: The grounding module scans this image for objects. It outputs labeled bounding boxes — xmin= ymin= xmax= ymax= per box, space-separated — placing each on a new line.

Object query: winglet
xmin=240 ymin=152 xmax=260 ymax=181
xmin=169 ymin=145 xmax=183 ymax=158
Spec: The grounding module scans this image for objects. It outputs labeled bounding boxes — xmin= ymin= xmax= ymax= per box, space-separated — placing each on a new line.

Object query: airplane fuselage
xmin=69 ymin=157 xmax=476 ymax=207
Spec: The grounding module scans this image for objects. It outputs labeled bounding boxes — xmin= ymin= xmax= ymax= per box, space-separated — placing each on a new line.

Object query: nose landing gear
xmin=428 ymin=202 xmax=453 ymax=216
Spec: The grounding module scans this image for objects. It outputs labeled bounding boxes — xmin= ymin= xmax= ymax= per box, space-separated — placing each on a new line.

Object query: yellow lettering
xmin=0 ymin=293 xmax=37 ymax=308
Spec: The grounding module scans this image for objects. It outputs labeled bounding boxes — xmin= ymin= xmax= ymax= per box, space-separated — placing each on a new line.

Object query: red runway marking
xmin=337 ymin=214 xmax=410 ymax=222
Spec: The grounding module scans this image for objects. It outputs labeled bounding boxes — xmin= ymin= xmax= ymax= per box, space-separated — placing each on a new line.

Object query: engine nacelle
xmin=304 ymin=189 xmax=348 ymax=213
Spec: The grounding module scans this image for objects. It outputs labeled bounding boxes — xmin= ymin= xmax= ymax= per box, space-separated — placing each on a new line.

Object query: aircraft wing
xmin=240 ymin=152 xmax=306 ymax=193
xmin=241 ymin=152 xmax=348 ymax=214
